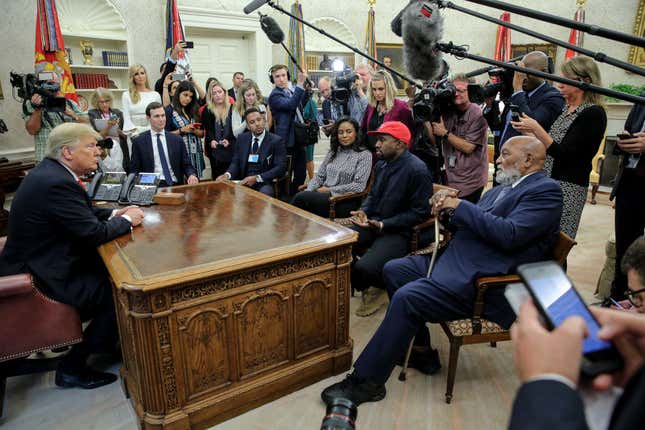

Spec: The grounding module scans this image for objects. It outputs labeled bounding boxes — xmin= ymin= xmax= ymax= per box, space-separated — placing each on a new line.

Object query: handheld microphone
xmin=260 ymin=14 xmax=285 ymax=44
xmin=243 ymin=0 xmax=269 ymax=15
xmin=401 ymin=1 xmax=447 ymax=81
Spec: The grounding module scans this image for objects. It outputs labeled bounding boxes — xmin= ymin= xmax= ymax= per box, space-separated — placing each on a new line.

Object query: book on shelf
xmin=72 ymin=73 xmax=109 ymax=89
xmin=102 ymin=50 xmax=128 ymax=67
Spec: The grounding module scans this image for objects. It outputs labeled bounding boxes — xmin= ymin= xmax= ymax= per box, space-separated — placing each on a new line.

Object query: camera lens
xmin=320 ymin=397 xmax=357 ymax=430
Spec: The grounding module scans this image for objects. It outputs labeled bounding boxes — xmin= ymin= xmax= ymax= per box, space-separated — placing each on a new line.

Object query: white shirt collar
xmin=512 ymin=171 xmax=537 ymax=188
xmin=56 ymin=159 xmax=79 ymax=181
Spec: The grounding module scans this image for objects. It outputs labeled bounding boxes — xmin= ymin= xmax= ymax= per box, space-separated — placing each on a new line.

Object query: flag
xmin=35 ymin=0 xmax=77 ymax=102
xmin=494 ymin=12 xmax=512 ymax=62
xmin=288 ymin=1 xmax=306 ymax=79
xmin=166 ymin=0 xmax=190 ymax=71
xmin=565 ymin=3 xmax=586 ymax=60
xmin=364 ymin=4 xmax=377 ymax=69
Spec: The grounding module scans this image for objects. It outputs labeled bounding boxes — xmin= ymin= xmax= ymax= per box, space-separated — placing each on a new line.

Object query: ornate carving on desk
xmin=153 ymin=293 xmax=168 ymax=312
xmin=336 ymin=268 xmax=349 ymax=345
xmin=170 ymin=251 xmax=336 ymax=304
xmin=235 ymin=291 xmax=289 ymax=376
xmin=129 ymin=291 xmax=151 ymax=313
xmin=156 ymin=318 xmax=179 ymax=409
xmin=177 ymin=307 xmax=231 ymax=395
xmin=337 ymin=247 xmax=353 ymax=265
xmin=294 ymin=278 xmax=331 ymax=357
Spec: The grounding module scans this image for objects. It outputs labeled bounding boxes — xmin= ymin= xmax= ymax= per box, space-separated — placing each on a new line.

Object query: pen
xmin=608 ymin=297 xmax=625 ymax=310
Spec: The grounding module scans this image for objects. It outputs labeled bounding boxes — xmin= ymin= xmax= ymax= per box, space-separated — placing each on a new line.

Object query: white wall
xmin=1 ymin=0 xmax=641 ymax=157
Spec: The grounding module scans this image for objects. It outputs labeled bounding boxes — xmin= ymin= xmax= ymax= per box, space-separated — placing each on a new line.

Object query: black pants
xmin=287 ymin=146 xmax=306 ymax=195
xmin=612 ymin=169 xmax=645 ymax=298
xmin=291 ymin=191 xmax=360 ymax=218
xmin=350 ymin=225 xmax=410 ymax=292
xmin=209 ymin=157 xmax=231 ymax=181
xmin=461 ymin=186 xmax=484 ymax=204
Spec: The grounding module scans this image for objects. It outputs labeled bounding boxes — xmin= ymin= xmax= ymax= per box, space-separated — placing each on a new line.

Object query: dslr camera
xmin=10 ymin=71 xmax=67 ymax=112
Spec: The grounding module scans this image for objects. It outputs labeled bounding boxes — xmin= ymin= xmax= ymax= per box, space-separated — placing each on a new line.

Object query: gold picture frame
xmin=628 ymin=0 xmax=645 ymax=68
xmin=376 ymin=43 xmax=408 ymax=95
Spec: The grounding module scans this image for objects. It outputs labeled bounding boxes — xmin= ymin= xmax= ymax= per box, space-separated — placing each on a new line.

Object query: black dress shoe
xmin=396 ymin=348 xmax=441 ymax=375
xmin=321 ymin=373 xmax=386 ymax=406
xmin=55 ymin=367 xmax=118 ymax=389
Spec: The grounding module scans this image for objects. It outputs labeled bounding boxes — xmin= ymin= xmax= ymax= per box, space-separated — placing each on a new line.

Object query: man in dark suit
xmin=130 ymin=102 xmax=198 ymax=187
xmin=227 ymin=72 xmax=244 ymax=101
xmin=610 ymin=97 xmax=645 ymax=299
xmin=508 ymin=299 xmax=645 ymax=429
xmin=216 ymin=107 xmax=286 ymax=196
xmin=0 ymin=123 xmax=144 ymax=389
xmin=268 ymin=64 xmax=309 ymax=193
xmin=493 ymin=51 xmax=565 ymax=184
xmin=321 ymin=136 xmax=563 ymax=405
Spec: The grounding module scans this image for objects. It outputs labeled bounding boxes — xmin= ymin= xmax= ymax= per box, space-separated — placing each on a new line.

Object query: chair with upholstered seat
xmin=0 ymin=236 xmax=83 ymax=418
xmin=399 ymin=231 xmax=577 ymax=404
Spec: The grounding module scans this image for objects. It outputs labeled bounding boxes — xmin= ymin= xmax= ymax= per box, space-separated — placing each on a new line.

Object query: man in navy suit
xmin=130 ymin=102 xmax=198 ymax=187
xmin=268 ymin=64 xmax=309 ymax=193
xmin=216 ymin=107 xmax=286 ymax=196
xmin=493 ymin=51 xmax=565 ymax=184
xmin=321 ymin=136 xmax=563 ymax=406
xmin=0 ymin=123 xmax=144 ymax=389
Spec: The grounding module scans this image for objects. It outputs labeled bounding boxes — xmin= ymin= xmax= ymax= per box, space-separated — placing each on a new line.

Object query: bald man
xmin=322 ymin=136 xmax=564 ymax=406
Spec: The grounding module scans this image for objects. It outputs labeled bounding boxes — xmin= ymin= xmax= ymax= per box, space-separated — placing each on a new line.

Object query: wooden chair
xmin=272 ymin=154 xmax=293 ymax=199
xmin=328 ymin=169 xmax=375 ymax=221
xmin=0 ymin=236 xmax=83 ymax=418
xmin=589 ymin=135 xmax=606 ymax=205
xmin=399 ymin=231 xmax=577 ymax=404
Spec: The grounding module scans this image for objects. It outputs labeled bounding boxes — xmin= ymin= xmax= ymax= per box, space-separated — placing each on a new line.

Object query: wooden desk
xmin=98 ymin=182 xmax=356 ymax=430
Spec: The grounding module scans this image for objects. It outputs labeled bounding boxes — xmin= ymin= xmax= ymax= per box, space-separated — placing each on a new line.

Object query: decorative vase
xmin=80 ymin=40 xmax=94 ymax=65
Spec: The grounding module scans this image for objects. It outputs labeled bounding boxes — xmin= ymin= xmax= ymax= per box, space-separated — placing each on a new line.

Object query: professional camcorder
xmin=412 ymin=79 xmax=456 ymax=123
xmin=331 ymin=68 xmax=359 ymax=105
xmin=9 ymin=71 xmax=67 ymax=112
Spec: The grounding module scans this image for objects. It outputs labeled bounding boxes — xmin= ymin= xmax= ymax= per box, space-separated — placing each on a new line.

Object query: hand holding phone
xmin=510 ymin=104 xmax=521 ymax=122
xmin=172 ymin=73 xmax=186 ymax=81
xmin=192 ymin=122 xmax=202 ymax=130
xmin=617 ymin=132 xmax=633 ymax=140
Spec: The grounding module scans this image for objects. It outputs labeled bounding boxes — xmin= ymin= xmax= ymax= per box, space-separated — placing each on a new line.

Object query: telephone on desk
xmin=88 ymin=172 xmax=161 ymax=205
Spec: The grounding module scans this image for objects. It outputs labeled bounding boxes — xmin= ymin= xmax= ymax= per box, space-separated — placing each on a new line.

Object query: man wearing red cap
xmin=349 ymin=121 xmax=432 ymax=317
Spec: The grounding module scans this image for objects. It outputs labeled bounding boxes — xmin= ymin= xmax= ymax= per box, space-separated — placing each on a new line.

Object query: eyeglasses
xmin=625 ymin=288 xmax=645 ymax=308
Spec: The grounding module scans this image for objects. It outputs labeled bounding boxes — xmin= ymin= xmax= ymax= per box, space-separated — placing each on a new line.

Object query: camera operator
xmin=494 ymin=51 xmax=564 ymax=182
xmin=318 ymin=71 xmax=368 ymax=136
xmin=24 ymin=71 xmax=89 ymax=162
xmin=427 ymin=74 xmax=488 ymax=203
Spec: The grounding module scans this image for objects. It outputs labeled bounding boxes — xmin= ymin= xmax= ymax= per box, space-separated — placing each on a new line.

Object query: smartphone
xmin=518 ymin=261 xmax=623 ymax=377
xmin=172 ymin=73 xmax=186 ymax=81
xmin=183 ymin=41 xmax=194 ymax=49
xmin=192 ymin=122 xmax=202 ymax=129
xmin=509 ymin=104 xmax=521 ymax=122
xmin=617 ymin=132 xmax=632 ymax=140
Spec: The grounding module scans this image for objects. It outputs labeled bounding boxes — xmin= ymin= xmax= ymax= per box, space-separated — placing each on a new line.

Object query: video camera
xmin=9 ymin=71 xmax=67 ymax=112
xmin=331 ymin=67 xmax=359 ymax=105
xmin=412 ymin=79 xmax=456 ymax=123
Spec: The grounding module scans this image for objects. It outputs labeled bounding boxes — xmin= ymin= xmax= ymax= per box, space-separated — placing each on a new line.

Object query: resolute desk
xmin=98 ymin=182 xmax=356 ymax=429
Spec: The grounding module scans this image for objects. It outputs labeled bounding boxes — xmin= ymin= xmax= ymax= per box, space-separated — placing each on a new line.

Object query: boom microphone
xmin=260 ymin=14 xmax=285 ymax=44
xmin=401 ymin=1 xmax=447 ymax=81
xmin=391 ymin=0 xmax=414 ymax=37
xmin=243 ymin=0 xmax=269 ymax=15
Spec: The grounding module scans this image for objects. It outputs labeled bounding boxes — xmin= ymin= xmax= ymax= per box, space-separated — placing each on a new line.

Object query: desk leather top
xmin=98 ymin=182 xmax=356 ymax=290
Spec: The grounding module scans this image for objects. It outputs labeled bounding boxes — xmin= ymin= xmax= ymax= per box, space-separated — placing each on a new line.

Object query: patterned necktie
xmin=156 ymin=133 xmax=173 ymax=184
xmin=251 ymin=137 xmax=259 ymax=154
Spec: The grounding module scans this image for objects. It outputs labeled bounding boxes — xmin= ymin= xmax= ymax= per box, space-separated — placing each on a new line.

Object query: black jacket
xmin=130 ymin=130 xmax=197 ymax=183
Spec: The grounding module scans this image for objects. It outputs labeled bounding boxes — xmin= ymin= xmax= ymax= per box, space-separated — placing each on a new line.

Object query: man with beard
xmin=321 ymin=136 xmax=563 ymax=406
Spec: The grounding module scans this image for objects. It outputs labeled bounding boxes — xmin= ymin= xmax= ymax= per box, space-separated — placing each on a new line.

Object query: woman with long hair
xmin=88 ymin=87 xmax=130 ymax=172
xmin=201 ymin=80 xmax=236 ymax=179
xmin=121 ymin=64 xmax=161 ymax=136
xmin=231 ymin=80 xmax=272 ymax=137
xmin=512 ymin=55 xmax=607 ymax=238
xmin=292 ymin=117 xmax=372 ymax=218
xmin=361 ymin=69 xmax=414 ymax=151
xmin=164 ymin=81 xmax=206 ymax=178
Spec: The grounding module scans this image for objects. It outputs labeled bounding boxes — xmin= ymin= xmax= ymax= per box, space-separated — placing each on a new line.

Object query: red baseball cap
xmin=367 ymin=121 xmax=411 ymax=145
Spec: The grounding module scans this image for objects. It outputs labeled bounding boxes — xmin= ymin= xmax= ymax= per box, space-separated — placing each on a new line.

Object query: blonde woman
xmin=201 ymin=80 xmax=236 ymax=179
xmin=512 ymin=56 xmax=607 ymax=238
xmin=121 ymin=64 xmax=161 ymax=136
xmin=360 ymin=69 xmax=413 ymax=150
xmin=231 ymin=80 xmax=272 ymax=137
xmin=88 ymin=88 xmax=129 ymax=171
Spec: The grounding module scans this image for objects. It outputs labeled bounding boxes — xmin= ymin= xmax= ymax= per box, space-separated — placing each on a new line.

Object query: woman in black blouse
xmin=201 ymin=80 xmax=236 ymax=180
xmin=512 ymin=55 xmax=607 ymax=238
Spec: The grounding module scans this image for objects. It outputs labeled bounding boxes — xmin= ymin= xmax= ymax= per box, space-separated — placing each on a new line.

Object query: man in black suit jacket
xmin=493 ymin=51 xmax=565 ymax=184
xmin=0 ymin=123 xmax=144 ymax=389
xmin=216 ymin=107 xmax=286 ymax=196
xmin=130 ymin=102 xmax=198 ymax=187
xmin=227 ymin=72 xmax=244 ymax=102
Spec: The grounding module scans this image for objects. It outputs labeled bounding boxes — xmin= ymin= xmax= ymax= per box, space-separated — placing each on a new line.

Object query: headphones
xmin=268 ymin=64 xmax=291 ymax=84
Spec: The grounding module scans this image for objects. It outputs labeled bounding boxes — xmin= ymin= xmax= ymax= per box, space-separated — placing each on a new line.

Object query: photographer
xmin=88 ymin=88 xmax=130 ymax=172
xmin=24 ymin=71 xmax=88 ymax=162
xmin=318 ymin=71 xmax=368 ymax=136
xmin=427 ymin=74 xmax=488 ymax=203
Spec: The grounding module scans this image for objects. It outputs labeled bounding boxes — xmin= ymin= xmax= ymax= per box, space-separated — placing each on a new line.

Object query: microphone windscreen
xmin=260 ymin=16 xmax=285 ymax=44
xmin=243 ymin=0 xmax=269 ymax=15
xmin=402 ymin=1 xmax=446 ymax=81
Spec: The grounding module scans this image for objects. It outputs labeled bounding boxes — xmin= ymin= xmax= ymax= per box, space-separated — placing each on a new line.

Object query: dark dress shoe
xmin=55 ymin=367 xmax=118 ymax=389
xmin=396 ymin=348 xmax=441 ymax=375
xmin=321 ymin=373 xmax=386 ymax=406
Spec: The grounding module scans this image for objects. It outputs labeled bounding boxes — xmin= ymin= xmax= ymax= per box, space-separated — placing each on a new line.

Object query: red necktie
xmin=77 ymin=178 xmax=86 ymax=190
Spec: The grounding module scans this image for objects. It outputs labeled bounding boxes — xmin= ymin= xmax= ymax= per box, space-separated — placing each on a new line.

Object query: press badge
xmin=248 ymin=154 xmax=259 ymax=163
xmin=448 ymin=154 xmax=457 ymax=168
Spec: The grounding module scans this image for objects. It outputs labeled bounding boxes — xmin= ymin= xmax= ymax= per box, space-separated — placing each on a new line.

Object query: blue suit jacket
xmin=499 ymin=83 xmax=565 ymax=149
xmin=268 ymin=86 xmax=306 ymax=149
xmin=130 ymin=130 xmax=197 ymax=184
xmin=431 ymin=171 xmax=563 ymax=328
xmin=227 ymin=131 xmax=287 ymax=182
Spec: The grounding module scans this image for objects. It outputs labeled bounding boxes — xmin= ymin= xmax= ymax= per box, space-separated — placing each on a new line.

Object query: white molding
xmin=57 ymin=0 xmax=127 ymax=39
xmin=0 ymin=148 xmax=34 ymax=159
xmin=305 ymin=17 xmax=357 ymax=53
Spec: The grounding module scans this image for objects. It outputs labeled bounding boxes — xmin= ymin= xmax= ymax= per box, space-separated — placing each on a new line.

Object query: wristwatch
xmin=444 ymin=131 xmax=450 ymax=139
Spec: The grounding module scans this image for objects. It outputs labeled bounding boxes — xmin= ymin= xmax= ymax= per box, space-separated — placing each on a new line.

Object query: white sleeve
xmin=121 ymin=92 xmax=135 ymax=132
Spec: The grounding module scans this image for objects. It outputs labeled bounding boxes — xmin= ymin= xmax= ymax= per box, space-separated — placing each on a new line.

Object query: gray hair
xmin=46 ymin=123 xmax=101 ymax=160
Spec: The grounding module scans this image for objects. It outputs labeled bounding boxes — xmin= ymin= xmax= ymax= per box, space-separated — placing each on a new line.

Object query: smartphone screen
xmin=510 ymin=104 xmax=521 ymax=122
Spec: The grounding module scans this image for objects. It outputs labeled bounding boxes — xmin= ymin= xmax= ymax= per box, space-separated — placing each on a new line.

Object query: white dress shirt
xmin=151 ymin=130 xmax=177 ymax=183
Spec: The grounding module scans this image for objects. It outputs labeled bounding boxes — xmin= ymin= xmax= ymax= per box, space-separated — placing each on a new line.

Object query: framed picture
xmin=376 ymin=43 xmax=407 ymax=94
xmin=0 ymin=80 xmax=3 ymax=100
xmin=628 ymin=0 xmax=645 ymax=68
xmin=65 ymin=48 xmax=73 ymax=65
xmin=511 ymin=43 xmax=557 ymax=63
